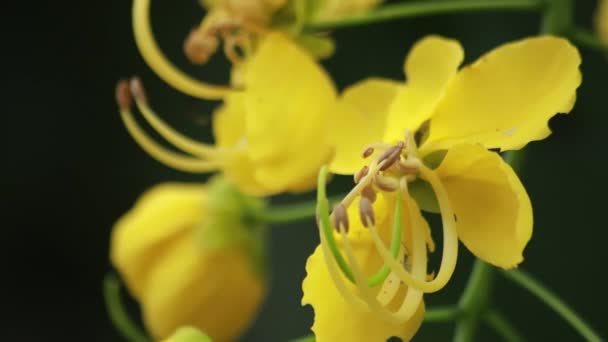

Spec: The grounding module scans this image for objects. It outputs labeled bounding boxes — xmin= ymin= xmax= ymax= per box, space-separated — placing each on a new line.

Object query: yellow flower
xmin=110 ymin=181 xmax=266 ymax=342
xmin=303 ymin=35 xmax=581 ymax=341
xmin=596 ymin=0 xmax=608 ymax=43
xmin=302 ymin=177 xmax=428 ymax=341
xmin=131 ymin=0 xmax=334 ymax=101
xmin=116 ymin=32 xmax=334 ymax=196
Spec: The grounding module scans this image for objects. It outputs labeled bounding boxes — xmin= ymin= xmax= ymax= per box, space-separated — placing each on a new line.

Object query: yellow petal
xmin=596 ymin=0 xmax=608 ymax=43
xmin=436 ymin=144 xmax=532 ymax=268
xmin=244 ymin=32 xmax=335 ymax=191
xmin=212 ymin=93 xmax=246 ymax=149
xmin=212 ymin=94 xmax=272 ymax=195
xmin=423 ymin=36 xmax=582 ymax=153
xmin=328 ymin=78 xmax=400 ymax=174
xmin=110 ymin=183 xmax=206 ymax=298
xmin=383 ymin=36 xmax=464 ymax=142
xmin=302 ymin=193 xmax=426 ymax=342
xmin=302 ymin=246 xmax=424 ymax=341
xmin=141 ymin=230 xmax=265 ymax=342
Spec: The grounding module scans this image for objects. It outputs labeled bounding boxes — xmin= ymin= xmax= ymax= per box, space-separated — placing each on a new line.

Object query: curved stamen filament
xmin=339 ymin=227 xmax=404 ymax=324
xmin=318 ymin=166 xmax=424 ymax=322
xmin=391 ymin=180 xmax=425 ymax=320
xmin=317 ymin=166 xmax=401 ymax=286
xmin=131 ymin=88 xmax=225 ymax=159
xmin=316 ymin=169 xmax=368 ymax=312
xmin=368 ymin=165 xmax=458 ymax=293
xmin=362 ymin=181 xmax=426 ymax=319
xmin=340 ymin=223 xmax=424 ymax=324
xmin=119 ymin=108 xmax=222 ymax=173
xmin=318 ymin=226 xmax=370 ymax=313
xmin=132 ymin=0 xmax=232 ymax=100
xmin=367 ymin=190 xmax=405 ymax=287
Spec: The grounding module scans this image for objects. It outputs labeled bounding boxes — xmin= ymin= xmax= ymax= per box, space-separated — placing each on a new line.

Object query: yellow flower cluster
xmin=109 ymin=1 xmax=584 ymax=341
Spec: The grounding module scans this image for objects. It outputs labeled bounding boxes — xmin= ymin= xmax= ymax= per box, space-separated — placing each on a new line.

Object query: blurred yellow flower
xmin=596 ymin=0 xmax=608 ymax=43
xmin=303 ymin=35 xmax=581 ymax=341
xmin=131 ymin=0 xmax=346 ymax=101
xmin=116 ymin=32 xmax=334 ymax=196
xmin=110 ymin=182 xmax=266 ymax=342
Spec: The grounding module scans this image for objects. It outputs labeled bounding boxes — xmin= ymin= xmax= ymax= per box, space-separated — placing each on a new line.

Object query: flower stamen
xmin=132 ymin=0 xmax=233 ymax=99
xmin=128 ymin=77 xmax=227 ymax=159
xmin=115 ymin=80 xmax=223 ymax=173
xmin=367 ymin=165 xmax=458 ymax=293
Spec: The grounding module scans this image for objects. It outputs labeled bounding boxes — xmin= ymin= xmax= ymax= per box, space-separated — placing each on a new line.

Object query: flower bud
xmin=110 ymin=179 xmax=267 ymax=342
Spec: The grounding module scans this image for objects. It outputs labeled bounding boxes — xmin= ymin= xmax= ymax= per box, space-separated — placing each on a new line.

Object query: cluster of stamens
xmin=184 ymin=0 xmax=287 ymax=66
xmin=316 ymin=131 xmax=460 ymax=323
xmin=335 ymin=133 xmax=422 ymax=233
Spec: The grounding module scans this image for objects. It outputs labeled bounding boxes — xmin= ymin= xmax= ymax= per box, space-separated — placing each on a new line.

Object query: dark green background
xmin=3 ymin=0 xmax=606 ymax=340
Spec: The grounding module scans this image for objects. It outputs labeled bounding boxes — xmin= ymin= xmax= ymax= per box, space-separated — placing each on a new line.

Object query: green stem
xmin=305 ymin=0 xmax=544 ymax=31
xmin=540 ymin=0 xmax=573 ymax=35
xmin=501 ymin=269 xmax=604 ymax=342
xmin=103 ymin=273 xmax=151 ymax=342
xmin=569 ymin=28 xmax=608 ymax=52
xmin=425 ymin=306 xmax=461 ymax=322
xmin=484 ymin=310 xmax=525 ymax=342
xmin=453 ymin=261 xmax=495 ymax=342
xmin=254 ymin=195 xmax=343 ymax=224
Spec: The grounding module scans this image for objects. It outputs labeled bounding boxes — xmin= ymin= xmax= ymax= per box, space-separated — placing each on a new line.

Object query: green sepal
xmin=196 ymin=175 xmax=269 ymax=280
xmin=297 ymin=34 xmax=336 ymax=59
xmin=409 ymin=179 xmax=440 ymax=214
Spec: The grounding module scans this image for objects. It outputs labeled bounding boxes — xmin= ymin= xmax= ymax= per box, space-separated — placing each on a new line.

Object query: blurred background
xmin=3 ymin=0 xmax=607 ymax=340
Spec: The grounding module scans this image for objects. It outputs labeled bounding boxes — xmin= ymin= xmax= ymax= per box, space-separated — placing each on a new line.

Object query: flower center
xmin=316 ymin=131 xmax=460 ymax=323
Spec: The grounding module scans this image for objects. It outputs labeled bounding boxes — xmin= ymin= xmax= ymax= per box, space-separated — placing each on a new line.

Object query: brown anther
xmin=184 ymin=29 xmax=220 ymax=65
xmin=374 ymin=175 xmax=400 ymax=192
xmin=129 ymin=77 xmax=148 ymax=104
xmin=115 ymin=80 xmax=132 ymax=110
xmin=354 ymin=165 xmax=369 ymax=184
xmin=331 ymin=204 xmax=349 ymax=233
xmin=359 ymin=197 xmax=375 ymax=228
xmin=378 ymin=144 xmax=403 ymax=171
xmin=362 ymin=147 xmax=374 ymax=159
xmin=361 ymin=184 xmax=377 ymax=203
